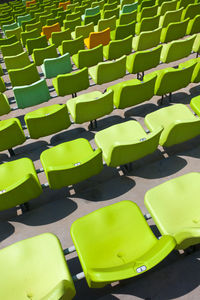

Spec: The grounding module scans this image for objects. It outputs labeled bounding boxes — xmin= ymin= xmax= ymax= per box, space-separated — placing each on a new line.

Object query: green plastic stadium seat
xmin=118 ymin=11 xmax=137 ymax=25
xmin=2 ymin=22 xmax=18 ymax=32
xmin=193 ymin=34 xmax=200 ymax=56
xmin=189 ymin=58 xmax=200 ymax=83
xmin=108 ymin=72 xmax=157 ymax=109
xmin=25 ymin=21 xmax=42 ymax=32
xmin=181 ymin=3 xmax=200 ymax=20
xmin=71 ymin=200 xmax=175 ymax=287
xmin=0 ymin=93 xmax=11 ymax=116
xmin=160 ymin=18 xmax=189 ymax=43
xmin=126 ymin=45 xmax=162 ymax=78
xmin=1 ymin=41 xmax=23 ymax=57
xmin=72 ymin=44 xmax=103 ymax=69
xmin=132 ymin=27 xmax=161 ymax=51
xmin=110 ymin=20 xmax=135 ymax=40
xmin=160 ymin=35 xmax=196 ymax=63
xmin=190 ymin=95 xmax=200 ymax=116
xmin=187 ymin=15 xmax=200 ymax=35
xmin=58 ymin=36 xmax=84 ymax=56
xmin=17 ymin=13 xmax=31 ymax=26
xmin=21 ymin=28 xmax=40 ymax=46
xmin=103 ymin=35 xmax=132 ymax=60
xmin=32 ymin=44 xmax=58 ymax=66
xmin=95 ymin=15 xmax=116 ymax=32
xmin=151 ymin=59 xmax=196 ymax=100
xmin=46 ymin=16 xmax=63 ymax=27
xmin=159 ymin=7 xmax=183 ymax=28
xmin=21 ymin=17 xmax=37 ymax=31
xmin=92 ymin=0 xmax=104 ymax=9
xmin=62 ymin=18 xmax=81 ymax=32
xmin=0 ymin=77 xmax=6 ymax=93
xmin=137 ymin=5 xmax=158 ymax=22
xmin=138 ymin=0 xmax=156 ymax=11
xmin=121 ymin=2 xmax=138 ymax=14
xmin=177 ymin=0 xmax=196 ymax=9
xmin=0 ymin=118 xmax=26 ymax=152
xmin=40 ymin=138 xmax=103 ymax=189
xmin=26 ymin=35 xmax=48 ymax=55
xmin=95 ymin=120 xmax=162 ymax=167
xmin=66 ymin=11 xmax=82 ymax=21
xmin=49 ymin=28 xmax=71 ymax=47
xmin=9 ymin=63 xmax=40 ymax=88
xmin=67 ymin=90 xmax=113 ymax=124
xmin=52 ymin=67 xmax=89 ymax=97
xmin=41 ymin=53 xmax=72 ymax=79
xmin=13 ymin=78 xmax=50 ymax=109
xmin=145 ymin=104 xmax=200 ymax=147
xmin=0 ymin=233 xmax=76 ymax=298
xmin=4 ymin=51 xmax=31 ymax=71
xmin=89 ymin=55 xmax=126 ymax=85
xmin=5 ymin=27 xmax=21 ymax=41
xmin=25 ymin=104 xmax=71 ymax=139
xmin=71 ymin=22 xmax=94 ymax=39
xmin=103 ymin=2 xmax=118 ymax=12
xmin=39 ymin=13 xmax=54 ymax=27
xmin=135 ymin=15 xmax=159 ymax=35
xmin=145 ymin=172 xmax=200 ymax=249
xmin=0 ymin=35 xmax=18 ymax=46
xmin=103 ymin=7 xmax=120 ymax=19
xmin=157 ymin=0 xmax=177 ymax=16
xmin=84 ymin=12 xmax=101 ymax=25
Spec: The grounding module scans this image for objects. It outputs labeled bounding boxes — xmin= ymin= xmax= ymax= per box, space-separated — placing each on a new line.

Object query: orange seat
xmin=59 ymin=1 xmax=71 ymax=10
xmin=26 ymin=0 xmax=36 ymax=7
xmin=84 ymin=28 xmax=110 ymax=49
xmin=41 ymin=23 xmax=61 ymax=40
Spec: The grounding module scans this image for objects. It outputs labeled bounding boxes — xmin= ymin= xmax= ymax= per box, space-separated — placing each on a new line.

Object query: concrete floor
xmin=0 ymin=46 xmax=200 ymax=299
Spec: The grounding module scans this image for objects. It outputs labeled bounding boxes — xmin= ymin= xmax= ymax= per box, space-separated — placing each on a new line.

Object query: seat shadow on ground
xmin=50 ymin=127 xmax=94 ymax=145
xmin=0 ymin=221 xmax=15 ymax=243
xmin=124 ymin=103 xmax=159 ymax=118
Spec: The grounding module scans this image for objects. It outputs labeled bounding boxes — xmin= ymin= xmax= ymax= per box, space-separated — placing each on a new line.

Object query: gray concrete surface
xmin=0 ymin=46 xmax=200 ymax=300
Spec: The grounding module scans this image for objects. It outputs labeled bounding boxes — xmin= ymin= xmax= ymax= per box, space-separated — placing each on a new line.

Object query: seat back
xmin=42 ymin=22 xmax=61 ymax=40
xmin=109 ymin=73 xmax=157 ymax=109
xmin=66 ymin=11 xmax=82 ymax=20
xmin=158 ymin=0 xmax=177 ymax=16
xmin=161 ymin=18 xmax=189 ymax=43
xmin=26 ymin=35 xmax=48 ymax=55
xmin=75 ymin=22 xmax=94 ymax=39
xmin=13 ymin=78 xmax=51 ymax=108
xmin=137 ymin=5 xmax=158 ymax=22
xmin=133 ymin=27 xmax=161 ymax=51
xmin=57 ymin=67 xmax=89 ymax=96
xmin=63 ymin=18 xmax=81 ymax=31
xmin=17 ymin=14 xmax=31 ymax=26
xmin=121 ymin=2 xmax=137 ymax=14
xmin=46 ymin=16 xmax=63 ymax=27
xmin=43 ymin=53 xmax=72 ymax=78
xmin=161 ymin=35 xmax=196 ymax=63
xmin=61 ymin=35 xmax=84 ymax=56
xmin=103 ymin=2 xmax=118 ymax=11
xmin=5 ymin=27 xmax=22 ymax=41
xmin=177 ymin=0 xmax=195 ymax=9
xmin=75 ymin=90 xmax=114 ymax=123
xmin=2 ymin=22 xmax=18 ymax=32
xmin=137 ymin=14 xmax=160 ymax=34
xmin=33 ymin=44 xmax=58 ymax=66
xmin=50 ymin=28 xmax=71 ymax=47
xmin=182 ymin=3 xmax=200 ymax=20
xmin=39 ymin=13 xmax=54 ymax=26
xmin=92 ymin=0 xmax=104 ymax=9
xmin=119 ymin=11 xmax=137 ymax=25
xmin=107 ymin=35 xmax=132 ymax=60
xmin=159 ymin=7 xmax=183 ymax=28
xmin=138 ymin=0 xmax=156 ymax=11
xmin=78 ymin=44 xmax=103 ymax=68
xmin=187 ymin=15 xmax=200 ymax=35
xmin=0 ymin=35 xmax=18 ymax=46
xmin=97 ymin=55 xmax=126 ymax=84
xmin=4 ymin=51 xmax=31 ymax=71
xmin=1 ymin=41 xmax=23 ymax=57
xmin=84 ymin=12 xmax=101 ymax=25
xmin=103 ymin=7 xmax=119 ymax=19
xmin=114 ymin=20 xmax=135 ymax=39
xmin=9 ymin=63 xmax=40 ymax=87
xmin=21 ymin=28 xmax=41 ymax=46
xmin=97 ymin=15 xmax=116 ymax=31
xmin=85 ymin=6 xmax=100 ymax=16
xmin=0 ymin=93 xmax=11 ymax=116
xmin=25 ymin=21 xmax=42 ymax=32
xmin=87 ymin=28 xmax=110 ymax=48
xmin=21 ymin=17 xmax=37 ymax=31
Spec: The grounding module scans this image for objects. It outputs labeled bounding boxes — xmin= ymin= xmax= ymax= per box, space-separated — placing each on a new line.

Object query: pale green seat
xmin=49 ymin=28 xmax=71 ymax=47
xmin=121 ymin=2 xmax=138 ymax=14
xmin=52 ymin=67 xmax=89 ymax=97
xmin=160 ymin=18 xmax=189 ymax=43
xmin=135 ymin=15 xmax=160 ymax=35
xmin=67 ymin=90 xmax=113 ymax=124
xmin=8 ymin=63 xmax=40 ymax=88
xmin=2 ymin=22 xmax=18 ymax=32
xmin=160 ymin=35 xmax=196 ymax=63
xmin=40 ymin=138 xmax=103 ymax=189
xmin=26 ymin=35 xmax=48 ymax=55
xmin=0 ymin=158 xmax=42 ymax=211
xmin=13 ymin=78 xmax=50 ymax=109
xmin=126 ymin=45 xmax=162 ymax=79
xmin=187 ymin=15 xmax=200 ymax=35
xmin=89 ymin=55 xmax=126 ymax=85
xmin=132 ymin=27 xmax=161 ymax=51
xmin=25 ymin=104 xmax=71 ymax=139
xmin=17 ymin=13 xmax=31 ymax=26
xmin=193 ymin=34 xmax=200 ymax=56
xmin=157 ymin=0 xmax=177 ymax=16
xmin=41 ymin=53 xmax=72 ymax=79
xmin=181 ymin=3 xmax=200 ymax=20
xmin=0 ymin=233 xmax=76 ymax=299
xmin=95 ymin=15 xmax=116 ymax=32
xmin=118 ymin=11 xmax=137 ymax=25
xmin=145 ymin=172 xmax=200 ymax=250
xmin=71 ymin=200 xmax=175 ymax=287
xmin=0 ymin=93 xmax=11 ymax=116
xmin=145 ymin=104 xmax=200 ymax=147
xmin=0 ymin=118 xmax=26 ymax=153
xmin=190 ymin=95 xmax=200 ymax=116
xmin=72 ymin=44 xmax=103 ymax=69
xmin=58 ymin=36 xmax=84 ymax=56
xmin=5 ymin=27 xmax=22 ymax=41
xmin=108 ymin=72 xmax=157 ymax=109
xmin=95 ymin=120 xmax=163 ymax=167
xmin=159 ymin=8 xmax=183 ymax=28
xmin=151 ymin=59 xmax=196 ymax=100
xmin=32 ymin=44 xmax=58 ymax=66
xmin=71 ymin=22 xmax=94 ymax=39
xmin=82 ymin=6 xmax=100 ymax=20
xmin=4 ymin=51 xmax=31 ymax=71
xmin=103 ymin=35 xmax=132 ymax=60
xmin=1 ymin=41 xmax=23 ymax=57
xmin=177 ymin=0 xmax=196 ymax=9
xmin=21 ymin=17 xmax=37 ymax=31
xmin=137 ymin=5 xmax=158 ymax=22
